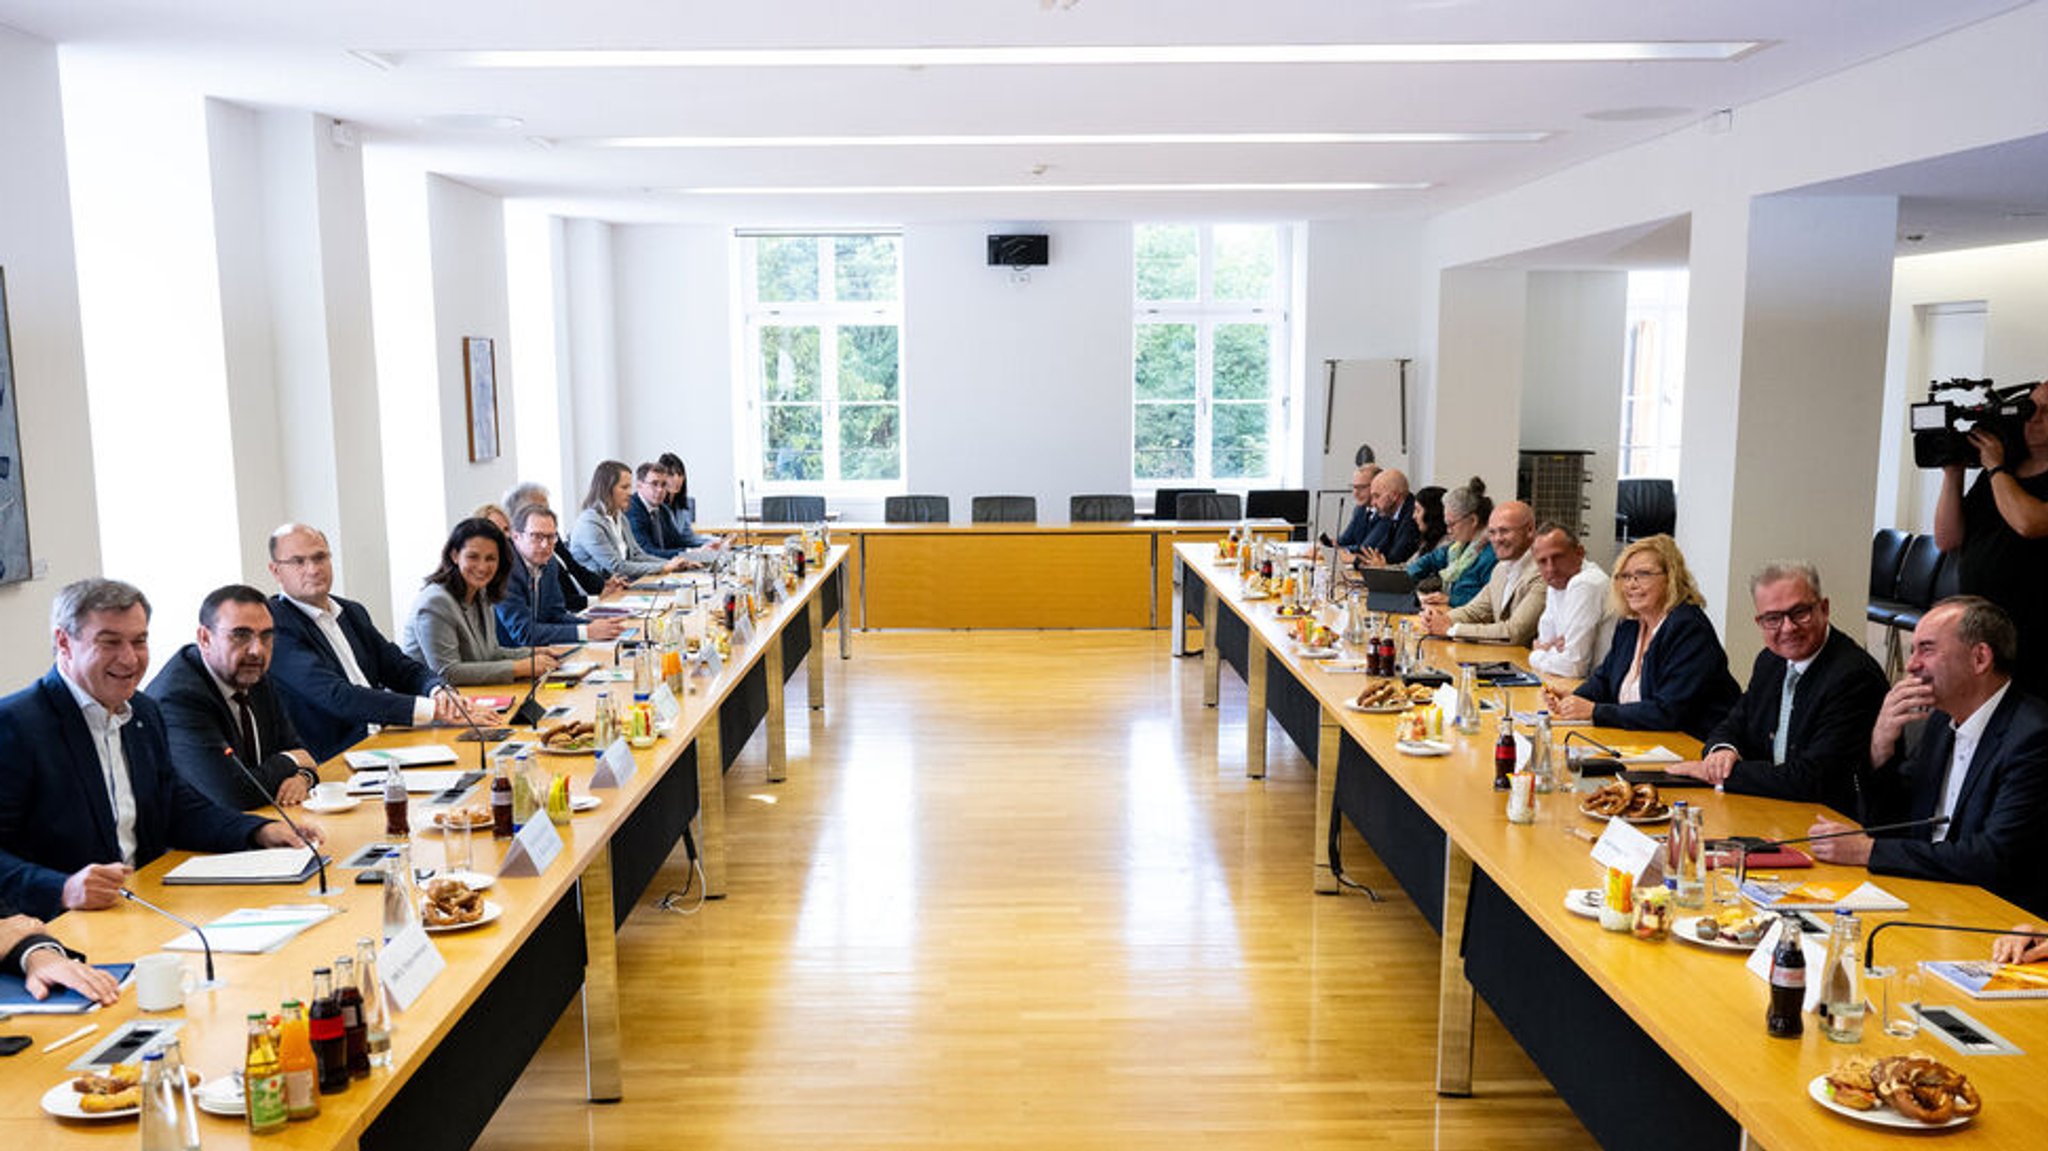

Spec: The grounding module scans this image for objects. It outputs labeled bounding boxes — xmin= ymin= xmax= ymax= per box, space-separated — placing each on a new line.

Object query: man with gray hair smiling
xmin=0 ymin=579 xmax=316 ymax=919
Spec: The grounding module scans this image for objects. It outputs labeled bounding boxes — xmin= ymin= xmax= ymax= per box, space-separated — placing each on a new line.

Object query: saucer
xmin=302 ymin=796 xmax=361 ymax=814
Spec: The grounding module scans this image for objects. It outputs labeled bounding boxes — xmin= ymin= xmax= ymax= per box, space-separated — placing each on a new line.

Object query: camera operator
xmin=1935 ymin=379 xmax=2048 ymax=699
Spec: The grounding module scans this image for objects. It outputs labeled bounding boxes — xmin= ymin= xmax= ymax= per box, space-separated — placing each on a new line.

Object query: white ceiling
xmin=0 ymin=0 xmax=2035 ymax=227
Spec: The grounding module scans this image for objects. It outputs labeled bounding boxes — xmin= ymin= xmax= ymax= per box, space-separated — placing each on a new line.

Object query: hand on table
xmin=520 ymin=649 xmax=562 ymax=679
xmin=259 ymin=817 xmax=323 ymax=850
xmin=1417 ymin=605 xmax=1453 ymax=637
xmin=1543 ymin=690 xmax=1594 ymax=724
xmin=274 ymin=774 xmax=310 ymax=806
xmin=588 ymin=616 xmax=629 ymax=641
xmin=1666 ymin=747 xmax=1740 ymax=786
xmin=23 ymin=947 xmax=121 ymax=1006
xmin=1806 ymin=817 xmax=1873 ymax=867
xmin=62 ymin=862 xmax=130 ymax=910
xmin=1992 ymin=924 xmax=2048 ymax=964
xmin=602 ymin=576 xmax=631 ymax=597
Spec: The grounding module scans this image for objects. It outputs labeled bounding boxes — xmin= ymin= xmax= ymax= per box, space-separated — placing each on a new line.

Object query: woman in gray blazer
xmin=569 ymin=459 xmax=688 ymax=580
xmin=402 ymin=519 xmax=562 ymax=685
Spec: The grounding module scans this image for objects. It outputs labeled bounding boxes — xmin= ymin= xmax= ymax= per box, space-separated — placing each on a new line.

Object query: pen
xmin=44 ymin=1022 xmax=98 ymax=1054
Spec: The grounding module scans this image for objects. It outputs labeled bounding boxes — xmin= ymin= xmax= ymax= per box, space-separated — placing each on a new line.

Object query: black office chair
xmin=761 ymin=495 xmax=826 ymax=523
xmin=1070 ymin=494 xmax=1136 ymax=522
xmin=883 ymin=495 xmax=950 ymax=523
xmin=1615 ymin=478 xmax=1677 ymax=544
xmin=1152 ymin=486 xmax=1216 ymax=521
xmin=1865 ymin=529 xmax=1911 ymax=628
xmin=1246 ymin=488 xmax=1310 ymax=541
xmin=1175 ymin=492 xmax=1242 ymax=521
xmin=971 ymin=495 xmax=1037 ymax=523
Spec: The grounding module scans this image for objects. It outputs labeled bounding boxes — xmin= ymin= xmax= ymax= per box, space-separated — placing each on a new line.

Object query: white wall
xmin=562 ymin=218 xmax=621 ymax=504
xmin=612 ymin=224 xmax=736 ymax=521
xmin=1299 ymin=216 xmax=1425 ymax=500
xmin=0 ymin=26 xmax=102 ymax=685
xmin=1429 ymin=267 xmax=1525 ymax=500
xmin=428 ymin=177 xmax=520 ymax=524
xmin=1521 ymin=271 xmax=1626 ymax=569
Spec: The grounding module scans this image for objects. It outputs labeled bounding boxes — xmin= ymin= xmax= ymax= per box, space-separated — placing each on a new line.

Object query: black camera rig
xmin=1911 ymin=378 xmax=2037 ymax=469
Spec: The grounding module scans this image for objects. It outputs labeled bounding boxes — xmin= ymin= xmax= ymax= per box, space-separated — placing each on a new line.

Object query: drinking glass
xmin=1879 ymin=964 xmax=1923 ymax=1038
xmin=445 ymin=812 xmax=474 ymax=878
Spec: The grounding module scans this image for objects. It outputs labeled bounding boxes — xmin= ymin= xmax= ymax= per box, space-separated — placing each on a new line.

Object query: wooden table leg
xmin=838 ymin=566 xmax=852 ymax=659
xmin=579 ymin=841 xmax=623 ymax=1102
xmin=1245 ymin=631 xmax=1268 ymax=780
xmin=807 ymin=591 xmax=826 ymax=710
xmin=765 ymin=629 xmax=788 ymax=783
xmin=1436 ymin=839 xmax=1476 ymax=1096
xmin=694 ymin=721 xmax=726 ymax=898
xmin=1314 ymin=708 xmax=1340 ymax=893
xmin=1202 ymin=589 xmax=1221 ymax=708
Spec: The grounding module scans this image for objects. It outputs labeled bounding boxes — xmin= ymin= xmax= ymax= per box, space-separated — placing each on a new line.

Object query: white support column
xmin=1429 ymin=267 xmax=1527 ymax=494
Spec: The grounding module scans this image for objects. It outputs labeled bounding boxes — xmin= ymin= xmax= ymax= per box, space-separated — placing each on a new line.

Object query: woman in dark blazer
xmin=1544 ymin=533 xmax=1740 ymax=740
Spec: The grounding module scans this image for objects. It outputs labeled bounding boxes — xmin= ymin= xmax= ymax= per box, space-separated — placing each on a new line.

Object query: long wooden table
xmin=9 ymin=547 xmax=849 ymax=1150
xmin=1177 ymin=541 xmax=2048 ymax=1151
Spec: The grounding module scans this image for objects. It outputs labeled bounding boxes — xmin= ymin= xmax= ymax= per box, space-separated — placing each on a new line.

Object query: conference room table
xmin=1176 ymin=541 xmax=2048 ymax=1151
xmin=9 ymin=546 xmax=848 ymax=1150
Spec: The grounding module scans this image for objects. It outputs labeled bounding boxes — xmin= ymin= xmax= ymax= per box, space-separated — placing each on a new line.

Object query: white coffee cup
xmin=311 ymin=781 xmax=348 ymax=804
xmin=134 ymin=952 xmax=196 ymax=1012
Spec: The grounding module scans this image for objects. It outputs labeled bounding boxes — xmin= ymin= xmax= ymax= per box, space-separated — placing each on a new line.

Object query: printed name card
xmin=1590 ymin=817 xmax=1662 ymax=881
xmin=379 ymin=922 xmax=444 ymax=1011
xmin=498 ymin=812 xmax=565 ymax=877
xmin=732 ymin=611 xmax=756 ymax=647
xmin=589 ymin=738 xmax=636 ymax=789
xmin=695 ymin=638 xmax=724 ymax=678
xmin=649 ymin=683 xmax=681 ymax=732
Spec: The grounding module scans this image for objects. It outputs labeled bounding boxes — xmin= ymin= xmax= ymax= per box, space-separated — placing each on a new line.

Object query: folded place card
xmin=590 ymin=738 xmax=636 ymax=789
xmin=379 ymin=922 xmax=444 ymax=1012
xmin=1590 ymin=817 xmax=1662 ymax=881
xmin=498 ymin=812 xmax=565 ymax=877
xmin=650 ymin=683 xmax=681 ymax=731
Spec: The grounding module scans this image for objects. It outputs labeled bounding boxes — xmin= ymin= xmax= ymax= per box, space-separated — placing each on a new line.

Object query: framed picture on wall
xmin=464 ymin=336 xmax=500 ymax=463
xmin=0 ymin=269 xmax=32 ymax=586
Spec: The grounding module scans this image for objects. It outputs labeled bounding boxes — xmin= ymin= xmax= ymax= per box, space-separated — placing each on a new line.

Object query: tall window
xmin=1132 ymin=224 xmax=1288 ymax=486
xmin=1619 ymin=268 xmax=1688 ymax=480
xmin=741 ymin=232 xmax=903 ymax=487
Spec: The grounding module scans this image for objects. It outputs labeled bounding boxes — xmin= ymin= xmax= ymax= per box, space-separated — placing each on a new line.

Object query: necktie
xmin=231 ymin=690 xmax=260 ymax=763
xmin=1772 ymin=667 xmax=1800 ymax=765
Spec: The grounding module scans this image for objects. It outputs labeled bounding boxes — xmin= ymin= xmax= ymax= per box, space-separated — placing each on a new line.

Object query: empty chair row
xmin=757 ymin=488 xmax=1311 ymax=532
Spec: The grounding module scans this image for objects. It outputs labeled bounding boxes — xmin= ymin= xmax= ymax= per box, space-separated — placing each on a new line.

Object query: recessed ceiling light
xmin=391 ymin=42 xmax=1761 ymax=70
xmin=574 ymin=130 xmax=1548 ymax=148
xmin=1583 ymin=106 xmax=1693 ymax=122
xmin=416 ymin=113 xmax=526 ymax=132
xmin=669 ymin=181 xmax=1431 ymax=195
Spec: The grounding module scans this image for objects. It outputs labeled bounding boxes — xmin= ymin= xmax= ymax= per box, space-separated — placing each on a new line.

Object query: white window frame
xmin=736 ymin=230 xmax=905 ymax=496
xmin=1132 ymin=224 xmax=1291 ymax=490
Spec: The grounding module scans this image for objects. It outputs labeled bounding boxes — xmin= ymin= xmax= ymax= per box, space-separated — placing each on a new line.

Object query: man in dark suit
xmin=625 ymin=461 xmax=686 ymax=558
xmin=265 ymin=524 xmax=470 ymax=760
xmin=1356 ymin=468 xmax=1422 ymax=566
xmin=1811 ymin=596 xmax=2048 ymax=916
xmin=147 ymin=584 xmax=322 ymax=811
xmin=504 ymin=482 xmax=621 ymax=610
xmin=497 ymin=505 xmax=631 ymax=646
xmin=0 ymin=579 xmax=311 ymax=919
xmin=1 ymin=897 xmax=119 ymax=1004
xmin=1669 ymin=561 xmax=1888 ymax=817
xmin=1330 ymin=464 xmax=1380 ymax=562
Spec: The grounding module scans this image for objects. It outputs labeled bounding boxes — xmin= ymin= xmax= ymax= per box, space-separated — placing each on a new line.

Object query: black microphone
xmin=119 ymin=888 xmax=219 ymax=988
xmin=1562 ymin=730 xmax=1625 ymax=776
xmin=435 ymin=684 xmax=493 ymax=774
xmin=220 ymin=746 xmax=331 ymax=897
xmin=1864 ymin=922 xmax=2048 ymax=972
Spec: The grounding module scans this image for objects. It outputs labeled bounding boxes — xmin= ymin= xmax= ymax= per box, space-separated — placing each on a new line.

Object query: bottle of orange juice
xmin=277 ymin=1000 xmax=320 ymax=1120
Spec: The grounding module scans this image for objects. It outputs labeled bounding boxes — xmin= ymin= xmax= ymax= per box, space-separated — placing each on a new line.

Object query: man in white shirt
xmin=1525 ymin=525 xmax=1615 ymax=679
xmin=1810 ymin=596 xmax=2048 ymax=916
xmin=1420 ymin=500 xmax=1546 ymax=646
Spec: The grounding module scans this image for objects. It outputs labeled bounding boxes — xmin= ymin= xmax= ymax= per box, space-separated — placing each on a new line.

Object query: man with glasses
xmin=1667 ymin=561 xmax=1887 ymax=816
xmin=1328 ymin=464 xmax=1381 ymax=563
xmin=266 ymin=523 xmax=471 ymax=760
xmin=1420 ymin=500 xmax=1545 ymax=646
xmin=498 ymin=505 xmax=631 ymax=646
xmin=146 ymin=584 xmax=323 ymax=810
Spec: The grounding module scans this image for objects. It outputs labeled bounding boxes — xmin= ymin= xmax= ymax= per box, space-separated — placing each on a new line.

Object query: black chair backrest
xmin=1152 ymin=486 xmax=1215 ymax=520
xmin=761 ymin=495 xmax=826 ymax=523
xmin=1891 ymin=533 xmax=1944 ymax=609
xmin=884 ymin=494 xmax=951 ymax=523
xmin=1070 ymin=494 xmax=1137 ymax=522
xmin=1931 ymin=548 xmax=1963 ymax=603
xmin=1176 ymin=492 xmax=1243 ymax=522
xmin=1246 ymin=488 xmax=1310 ymax=540
xmin=1869 ymin=529 xmax=1911 ymax=602
xmin=971 ymin=495 xmax=1037 ymax=523
xmin=1615 ymin=478 xmax=1677 ymax=541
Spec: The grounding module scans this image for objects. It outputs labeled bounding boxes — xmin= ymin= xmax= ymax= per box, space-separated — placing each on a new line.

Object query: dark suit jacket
xmin=1335 ymin=504 xmax=1376 ymax=550
xmin=1709 ymin=628 xmax=1889 ymax=818
xmin=145 ymin=644 xmax=310 ymax=811
xmin=1575 ymin=603 xmax=1741 ymax=740
xmin=1865 ymin=686 xmax=2048 ymax=917
xmin=0 ymin=670 xmax=269 ymax=918
xmin=1358 ymin=497 xmax=1421 ymax=564
xmin=267 ymin=594 xmax=443 ymax=761
xmin=626 ymin=495 xmax=684 ymax=558
xmin=557 ymin=548 xmax=603 ymax=611
xmin=497 ymin=556 xmax=585 ymax=646
xmin=0 ymin=892 xmax=74 ymax=974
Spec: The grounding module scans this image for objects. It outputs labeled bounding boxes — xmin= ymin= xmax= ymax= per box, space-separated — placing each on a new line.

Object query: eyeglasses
xmin=1616 ymin=568 xmax=1665 ymax=585
xmin=521 ymin=532 xmax=559 ymax=544
xmin=1755 ymin=602 xmax=1820 ymax=631
xmin=275 ymin=552 xmax=332 ymax=568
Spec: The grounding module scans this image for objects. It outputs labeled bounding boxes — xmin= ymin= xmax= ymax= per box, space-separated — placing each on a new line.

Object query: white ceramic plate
xmin=195 ymin=1077 xmax=245 ymax=1117
xmin=1293 ymin=644 xmax=1339 ymax=660
xmin=41 ymin=1081 xmax=137 ymax=1121
xmin=1342 ymin=700 xmax=1408 ymax=714
xmin=1239 ymin=592 xmax=1272 ymax=602
xmin=1563 ymin=888 xmax=1602 ymax=919
xmin=301 ymin=795 xmax=360 ymax=814
xmin=1578 ymin=804 xmax=1672 ymax=825
xmin=1671 ymin=915 xmax=1763 ymax=953
xmin=437 ymin=870 xmax=497 ymax=891
xmin=1396 ymin=739 xmax=1453 ymax=757
xmin=571 ymin=794 xmax=601 ymax=812
xmin=422 ymin=816 xmax=494 ymax=835
xmin=423 ymin=899 xmax=502 ymax=933
xmin=535 ymin=742 xmax=599 ymax=757
xmin=1807 ymin=1074 xmax=1974 ymax=1130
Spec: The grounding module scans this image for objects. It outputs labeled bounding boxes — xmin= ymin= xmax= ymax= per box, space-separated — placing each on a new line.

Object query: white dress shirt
xmin=57 ymin=669 xmax=138 ymax=866
xmin=283 ymin=594 xmax=436 ymax=727
xmin=1527 ymin=561 xmax=1616 ymax=679
xmin=1934 ymin=681 xmax=2011 ymax=843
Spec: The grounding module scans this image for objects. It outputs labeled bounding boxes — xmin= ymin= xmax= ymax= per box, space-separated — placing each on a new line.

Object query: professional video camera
xmin=1911 ymin=378 xmax=2037 ymax=468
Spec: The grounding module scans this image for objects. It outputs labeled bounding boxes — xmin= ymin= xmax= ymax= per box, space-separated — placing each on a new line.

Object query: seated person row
xmin=1810 ymin=596 xmax=2048 ymax=918
xmin=266 ymin=524 xmax=476 ymax=760
xmin=1543 ymin=533 xmax=1740 ymax=740
xmin=498 ymin=504 xmax=632 ymax=646
xmin=1351 ymin=468 xmax=1422 ymax=566
xmin=627 ymin=458 xmax=725 ymax=562
xmin=570 ymin=459 xmax=695 ymax=581
xmin=1667 ymin=561 xmax=1888 ymax=817
xmin=1405 ymin=478 xmax=1496 ymax=609
xmin=1525 ymin=524 xmax=1617 ymax=679
xmin=0 ymin=579 xmax=317 ymax=919
xmin=401 ymin=518 xmax=564 ymax=685
xmin=1419 ymin=500 xmax=1545 ymax=646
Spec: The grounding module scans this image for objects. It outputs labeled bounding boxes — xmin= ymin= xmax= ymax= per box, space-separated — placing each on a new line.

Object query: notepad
xmin=0 ymin=964 xmax=133 ymax=1013
xmin=344 ymin=745 xmax=460 ymax=771
xmin=1738 ymin=879 xmax=1907 ymax=912
xmin=345 ymin=768 xmax=473 ymax=795
xmin=1924 ymin=960 xmax=2048 ymax=999
xmin=161 ymin=847 xmax=324 ymax=885
xmin=163 ymin=904 xmax=340 ymax=954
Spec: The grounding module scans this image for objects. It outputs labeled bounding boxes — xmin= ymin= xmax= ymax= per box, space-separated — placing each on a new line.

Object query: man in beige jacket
xmin=1420 ymin=500 xmax=1546 ymax=646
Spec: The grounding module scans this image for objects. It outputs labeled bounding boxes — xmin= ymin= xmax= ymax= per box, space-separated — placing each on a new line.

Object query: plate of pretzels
xmin=1577 ymin=779 xmax=1671 ymax=823
xmin=1813 ymin=1053 xmax=1979 ymax=1128
xmin=1346 ymin=679 xmax=1437 ymax=714
xmin=421 ymin=877 xmax=498 ymax=932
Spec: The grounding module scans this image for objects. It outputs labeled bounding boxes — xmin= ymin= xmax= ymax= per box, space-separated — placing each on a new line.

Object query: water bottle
xmin=1530 ymin=712 xmax=1554 ymax=793
xmin=1819 ymin=912 xmax=1868 ymax=1043
xmin=379 ymin=844 xmax=418 ymax=943
xmin=1675 ymin=805 xmax=1708 ymax=909
xmin=1454 ymin=665 xmax=1481 ymax=735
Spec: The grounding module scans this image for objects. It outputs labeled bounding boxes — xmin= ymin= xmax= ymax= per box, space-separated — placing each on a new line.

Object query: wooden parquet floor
xmin=475 ymin=631 xmax=1598 ymax=1150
